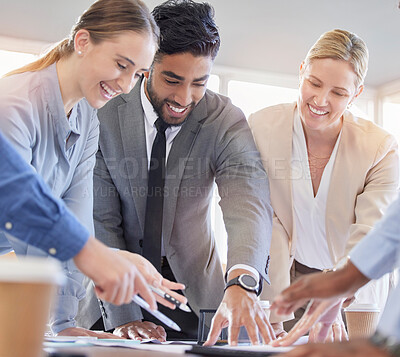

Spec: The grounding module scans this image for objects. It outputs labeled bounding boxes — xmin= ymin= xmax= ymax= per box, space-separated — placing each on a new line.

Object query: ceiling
xmin=0 ymin=0 xmax=399 ymax=89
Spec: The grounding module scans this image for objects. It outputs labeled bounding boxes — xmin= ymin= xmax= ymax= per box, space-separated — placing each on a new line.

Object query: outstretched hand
xmin=271 ymin=298 xmax=346 ymax=347
xmin=309 ymin=303 xmax=347 ymax=343
xmin=271 ymin=262 xmax=369 ymax=317
xmin=269 ymin=264 xmax=368 ymax=347
xmin=74 ymin=237 xmax=156 ymax=309
xmin=204 ymin=271 xmax=276 ymax=347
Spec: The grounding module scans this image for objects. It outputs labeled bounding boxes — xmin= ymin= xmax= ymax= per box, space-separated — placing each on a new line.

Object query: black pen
xmin=150 ymin=286 xmax=191 ymax=312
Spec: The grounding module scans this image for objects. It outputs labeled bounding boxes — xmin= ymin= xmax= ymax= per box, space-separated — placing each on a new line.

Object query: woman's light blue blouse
xmin=0 ymin=63 xmax=99 ymax=332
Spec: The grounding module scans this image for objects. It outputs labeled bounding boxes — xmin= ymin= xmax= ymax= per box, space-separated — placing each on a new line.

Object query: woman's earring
xmin=77 ymin=51 xmax=82 ymax=55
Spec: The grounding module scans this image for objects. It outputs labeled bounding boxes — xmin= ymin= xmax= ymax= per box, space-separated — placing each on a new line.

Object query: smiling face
xmin=144 ymin=52 xmax=213 ymax=126
xmin=76 ymin=30 xmax=156 ymax=109
xmin=298 ymin=58 xmax=363 ymax=134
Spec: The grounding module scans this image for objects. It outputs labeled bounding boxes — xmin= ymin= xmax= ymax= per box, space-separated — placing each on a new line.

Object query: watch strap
xmin=224 ymin=276 xmax=240 ymax=292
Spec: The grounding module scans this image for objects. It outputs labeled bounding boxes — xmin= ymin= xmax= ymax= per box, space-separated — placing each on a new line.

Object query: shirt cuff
xmin=227 ymin=264 xmax=260 ymax=281
xmin=3 ymin=209 xmax=90 ymax=262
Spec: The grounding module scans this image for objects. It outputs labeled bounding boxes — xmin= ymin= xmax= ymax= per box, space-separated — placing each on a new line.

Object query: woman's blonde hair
xmin=304 ymin=29 xmax=369 ymax=88
xmin=6 ymin=0 xmax=159 ymax=76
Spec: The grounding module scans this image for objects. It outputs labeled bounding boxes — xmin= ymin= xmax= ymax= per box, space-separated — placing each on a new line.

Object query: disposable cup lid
xmin=344 ymin=303 xmax=380 ymax=313
xmin=258 ymin=300 xmax=271 ymax=308
xmin=0 ymin=257 xmax=65 ymax=285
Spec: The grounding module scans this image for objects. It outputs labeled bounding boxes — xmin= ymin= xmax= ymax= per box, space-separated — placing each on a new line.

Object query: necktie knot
xmin=155 ymin=118 xmax=169 ymax=134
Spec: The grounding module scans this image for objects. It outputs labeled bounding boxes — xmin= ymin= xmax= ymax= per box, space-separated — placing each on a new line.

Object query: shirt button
xmin=5 ymin=222 xmax=12 ymax=230
xmin=48 ymin=248 xmax=57 ymax=255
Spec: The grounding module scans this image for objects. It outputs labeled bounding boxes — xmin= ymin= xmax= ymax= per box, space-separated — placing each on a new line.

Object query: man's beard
xmin=146 ymin=77 xmax=193 ymax=127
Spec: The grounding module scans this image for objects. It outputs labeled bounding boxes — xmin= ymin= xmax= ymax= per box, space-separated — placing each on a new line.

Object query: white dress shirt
xmin=292 ymin=110 xmax=341 ymax=270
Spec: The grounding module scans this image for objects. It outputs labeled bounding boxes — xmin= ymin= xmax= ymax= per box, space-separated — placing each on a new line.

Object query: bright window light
xmin=228 ymin=80 xmax=299 ymax=118
xmin=0 ymin=50 xmax=37 ymax=77
xmin=383 ymin=102 xmax=400 ymax=144
xmin=207 ymin=74 xmax=220 ymax=93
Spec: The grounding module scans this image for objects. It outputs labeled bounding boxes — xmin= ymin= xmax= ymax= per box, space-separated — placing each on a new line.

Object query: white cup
xmin=0 ymin=257 xmax=64 ymax=357
xmin=344 ymin=303 xmax=380 ymax=339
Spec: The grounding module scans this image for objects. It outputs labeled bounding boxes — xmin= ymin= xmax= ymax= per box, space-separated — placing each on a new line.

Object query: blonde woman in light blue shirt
xmin=0 ymin=0 xmax=186 ymax=338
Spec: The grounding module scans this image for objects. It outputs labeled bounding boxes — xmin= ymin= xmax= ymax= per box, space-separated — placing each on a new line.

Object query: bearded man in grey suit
xmin=78 ymin=0 xmax=274 ymax=345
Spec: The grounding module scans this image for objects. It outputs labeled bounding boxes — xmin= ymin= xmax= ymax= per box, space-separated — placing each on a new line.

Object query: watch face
xmin=239 ymin=274 xmax=257 ymax=289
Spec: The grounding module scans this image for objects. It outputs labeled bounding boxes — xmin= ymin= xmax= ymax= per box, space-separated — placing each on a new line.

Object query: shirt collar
xmin=141 ymin=78 xmax=158 ymax=128
xmin=40 ymin=64 xmax=81 ymax=149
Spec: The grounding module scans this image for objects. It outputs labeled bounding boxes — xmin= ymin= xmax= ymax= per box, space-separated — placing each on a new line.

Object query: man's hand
xmin=114 ymin=320 xmax=167 ymax=342
xmin=204 ymin=286 xmax=275 ymax=346
xmin=57 ymin=327 xmax=122 ymax=339
xmin=204 ymin=269 xmax=275 ymax=347
xmin=271 ymin=299 xmax=346 ymax=347
xmin=73 ymin=236 xmax=156 ymax=309
xmin=271 ymin=262 xmax=369 ymax=317
xmin=116 ymin=251 xmax=187 ymax=309
xmin=279 ymin=339 xmax=390 ymax=357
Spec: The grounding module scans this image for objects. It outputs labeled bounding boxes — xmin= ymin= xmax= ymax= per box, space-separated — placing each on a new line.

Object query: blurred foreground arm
xmin=0 ymin=132 xmax=157 ymax=308
xmin=280 ymin=339 xmax=390 ymax=357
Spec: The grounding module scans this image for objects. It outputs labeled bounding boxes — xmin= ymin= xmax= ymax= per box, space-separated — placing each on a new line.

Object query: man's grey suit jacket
xmin=77 ymin=79 xmax=273 ymax=330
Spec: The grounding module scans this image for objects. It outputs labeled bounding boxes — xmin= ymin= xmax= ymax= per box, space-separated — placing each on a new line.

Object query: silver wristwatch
xmin=224 ymin=274 xmax=259 ymax=294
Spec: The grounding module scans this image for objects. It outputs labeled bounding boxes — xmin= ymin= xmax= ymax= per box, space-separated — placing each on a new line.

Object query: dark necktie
xmin=142 ymin=118 xmax=170 ymax=272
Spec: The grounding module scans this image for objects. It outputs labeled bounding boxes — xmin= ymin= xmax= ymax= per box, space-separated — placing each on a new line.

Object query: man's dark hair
xmin=152 ymin=0 xmax=220 ymax=61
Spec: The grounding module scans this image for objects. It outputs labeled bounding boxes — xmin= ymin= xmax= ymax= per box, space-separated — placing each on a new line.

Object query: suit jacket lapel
xmin=118 ymin=82 xmax=148 ymax=233
xmin=269 ymin=104 xmax=295 ymax=251
xmin=162 ymin=96 xmax=208 ymax=245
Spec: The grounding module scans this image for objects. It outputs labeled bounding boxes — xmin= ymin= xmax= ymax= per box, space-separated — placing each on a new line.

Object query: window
xmin=382 ymin=93 xmax=400 ymax=145
xmin=207 ymin=74 xmax=220 ymax=93
xmin=0 ymin=49 xmax=37 ymax=77
xmin=228 ymin=80 xmax=299 ymax=118
xmin=349 ymin=96 xmax=374 ymax=122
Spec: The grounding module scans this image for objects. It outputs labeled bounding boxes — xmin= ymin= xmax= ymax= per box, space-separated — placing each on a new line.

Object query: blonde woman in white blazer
xmin=249 ymin=29 xmax=399 ymax=341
